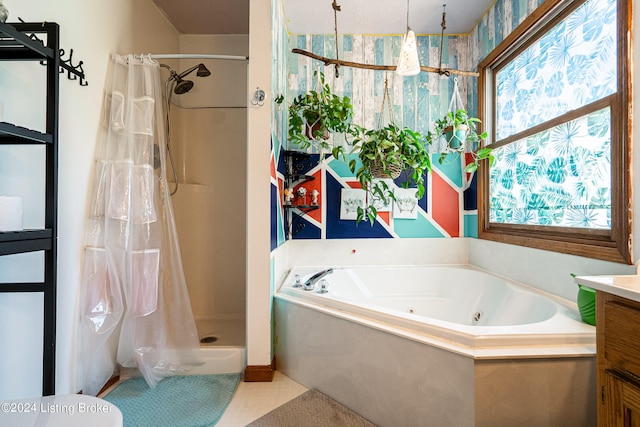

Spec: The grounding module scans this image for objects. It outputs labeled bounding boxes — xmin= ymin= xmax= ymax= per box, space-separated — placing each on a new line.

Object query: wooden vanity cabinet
xmin=597 ymin=291 xmax=640 ymax=426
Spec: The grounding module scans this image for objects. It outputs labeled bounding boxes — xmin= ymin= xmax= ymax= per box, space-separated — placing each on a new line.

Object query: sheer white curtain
xmin=80 ymin=54 xmax=201 ymax=396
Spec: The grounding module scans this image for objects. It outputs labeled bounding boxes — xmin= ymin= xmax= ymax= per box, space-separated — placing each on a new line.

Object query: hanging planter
xmin=356 ymin=125 xmax=410 ymax=180
xmin=433 ymin=109 xmax=479 ymax=152
xmin=428 ymin=78 xmax=493 ymax=177
xmin=345 ymin=76 xmax=431 ymax=224
xmin=443 ymin=123 xmax=469 ymax=151
xmin=277 ymin=69 xmax=356 ymax=152
xmin=305 ymin=120 xmax=330 ymax=141
xmin=349 ymin=122 xmax=430 ymax=224
xmin=431 ymin=108 xmax=493 ymax=175
xmin=370 ymin=154 xmax=404 ymax=179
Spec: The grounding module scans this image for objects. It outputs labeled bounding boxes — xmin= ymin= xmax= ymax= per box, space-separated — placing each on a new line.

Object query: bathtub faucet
xmin=304 ymin=268 xmax=333 ymax=291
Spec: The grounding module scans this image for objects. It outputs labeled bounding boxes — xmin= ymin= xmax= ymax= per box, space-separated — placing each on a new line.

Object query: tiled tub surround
xmin=271 ymin=239 xmax=607 ymax=426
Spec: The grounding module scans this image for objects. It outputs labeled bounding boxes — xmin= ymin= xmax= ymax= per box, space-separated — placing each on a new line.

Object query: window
xmin=478 ymin=0 xmax=631 ymax=263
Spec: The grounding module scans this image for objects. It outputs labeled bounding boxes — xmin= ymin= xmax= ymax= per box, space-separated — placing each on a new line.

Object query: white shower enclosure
xmin=167 ymin=35 xmax=248 ymax=350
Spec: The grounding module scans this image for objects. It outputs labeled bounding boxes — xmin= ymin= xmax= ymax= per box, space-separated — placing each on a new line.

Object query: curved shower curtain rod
xmin=149 ymin=53 xmax=249 ymax=61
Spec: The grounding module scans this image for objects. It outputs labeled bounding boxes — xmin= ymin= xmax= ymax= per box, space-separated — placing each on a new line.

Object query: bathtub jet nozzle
xmin=304 ymin=268 xmax=333 ymax=291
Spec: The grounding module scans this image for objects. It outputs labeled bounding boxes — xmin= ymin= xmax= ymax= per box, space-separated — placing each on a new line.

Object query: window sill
xmin=478 ymin=226 xmax=632 ymax=265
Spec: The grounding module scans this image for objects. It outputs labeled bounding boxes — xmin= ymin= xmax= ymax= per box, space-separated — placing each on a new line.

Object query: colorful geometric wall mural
xmin=271 ymin=0 xmax=549 ymax=248
xmin=271 ymin=147 xmax=475 ymax=241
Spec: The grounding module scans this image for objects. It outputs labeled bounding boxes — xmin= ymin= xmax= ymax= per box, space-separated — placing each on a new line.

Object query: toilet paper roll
xmin=0 ymin=196 xmax=23 ymax=231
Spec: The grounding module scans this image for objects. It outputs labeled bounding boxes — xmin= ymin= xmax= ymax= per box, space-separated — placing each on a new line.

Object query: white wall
xmin=246 ymin=0 xmax=273 ymax=368
xmin=469 ymin=239 xmax=634 ymax=301
xmin=0 ymin=0 xmax=179 ymax=398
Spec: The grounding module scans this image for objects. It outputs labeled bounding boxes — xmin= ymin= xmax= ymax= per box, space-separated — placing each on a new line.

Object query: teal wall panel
xmin=394 ymin=215 xmax=446 ymax=238
xmin=464 ymin=213 xmax=479 ymax=238
xmin=435 ymin=153 xmax=464 ymax=188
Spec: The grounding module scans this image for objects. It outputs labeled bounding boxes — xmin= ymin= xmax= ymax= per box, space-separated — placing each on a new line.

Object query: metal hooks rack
xmin=10 ymin=18 xmax=89 ymax=86
xmin=57 ymin=47 xmax=87 ymax=85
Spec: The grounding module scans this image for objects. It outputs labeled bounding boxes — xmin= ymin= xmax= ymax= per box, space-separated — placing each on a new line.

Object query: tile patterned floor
xmin=216 ymin=371 xmax=308 ymax=426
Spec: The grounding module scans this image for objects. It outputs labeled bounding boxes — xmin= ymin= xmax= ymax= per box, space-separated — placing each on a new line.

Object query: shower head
xmin=160 ymin=62 xmax=210 ymax=95
xmin=197 ymin=64 xmax=211 ymax=77
xmin=173 ymin=77 xmax=194 ymax=94
xmin=178 ymin=63 xmax=211 ymax=78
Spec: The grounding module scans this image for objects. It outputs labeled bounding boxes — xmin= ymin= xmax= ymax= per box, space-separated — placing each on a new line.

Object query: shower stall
xmin=161 ymin=35 xmax=248 ymax=368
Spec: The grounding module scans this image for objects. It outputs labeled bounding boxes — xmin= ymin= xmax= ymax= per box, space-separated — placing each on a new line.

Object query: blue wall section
xmin=290 ymin=214 xmax=322 ymax=239
xmin=326 ymin=173 xmax=393 ymax=239
xmin=270 ymin=183 xmax=279 ymax=251
xmin=463 ymin=174 xmax=478 ymax=211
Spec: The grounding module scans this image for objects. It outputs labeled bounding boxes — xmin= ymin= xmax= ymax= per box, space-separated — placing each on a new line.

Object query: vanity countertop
xmin=575 ymin=272 xmax=640 ymax=303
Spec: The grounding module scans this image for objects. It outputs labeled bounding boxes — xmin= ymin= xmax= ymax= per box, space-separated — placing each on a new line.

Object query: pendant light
xmin=396 ymin=0 xmax=420 ymax=76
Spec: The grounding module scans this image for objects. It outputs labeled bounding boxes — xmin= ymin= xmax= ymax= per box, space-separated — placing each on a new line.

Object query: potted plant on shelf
xmin=277 ymin=70 xmax=357 ymax=152
xmin=429 ymin=108 xmax=494 ymax=173
xmin=346 ymin=123 xmax=432 ymax=224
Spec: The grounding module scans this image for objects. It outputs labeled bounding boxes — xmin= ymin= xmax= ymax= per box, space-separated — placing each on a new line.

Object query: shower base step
xmin=188 ymin=346 xmax=246 ymax=375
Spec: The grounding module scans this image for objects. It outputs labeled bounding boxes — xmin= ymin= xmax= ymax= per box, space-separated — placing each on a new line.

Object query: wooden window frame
xmin=477 ymin=0 xmax=633 ymax=264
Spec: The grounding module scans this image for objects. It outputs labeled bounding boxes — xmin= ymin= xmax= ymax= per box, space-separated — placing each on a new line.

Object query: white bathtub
xmin=277 ymin=264 xmax=595 ymax=358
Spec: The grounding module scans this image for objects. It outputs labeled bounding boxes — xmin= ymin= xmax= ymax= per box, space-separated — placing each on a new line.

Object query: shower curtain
xmin=80 ymin=54 xmax=201 ymax=396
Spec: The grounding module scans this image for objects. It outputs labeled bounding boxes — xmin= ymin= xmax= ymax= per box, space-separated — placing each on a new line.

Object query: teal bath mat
xmin=103 ymin=374 xmax=240 ymax=427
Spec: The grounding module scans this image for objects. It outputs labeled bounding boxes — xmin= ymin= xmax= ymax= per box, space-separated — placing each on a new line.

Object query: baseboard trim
xmin=97 ymin=375 xmax=120 ymax=396
xmin=244 ymin=357 xmax=276 ymax=382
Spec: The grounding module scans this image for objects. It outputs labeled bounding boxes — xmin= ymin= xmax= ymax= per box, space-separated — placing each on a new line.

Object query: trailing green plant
xmin=428 ymin=108 xmax=494 ymax=173
xmin=464 ymin=146 xmax=494 ymax=173
xmin=276 ymin=70 xmax=357 ymax=152
xmin=346 ymin=123 xmax=432 ymax=224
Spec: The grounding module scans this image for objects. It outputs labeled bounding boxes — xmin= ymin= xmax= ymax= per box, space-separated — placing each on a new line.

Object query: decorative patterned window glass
xmin=490 ymin=0 xmax=616 ymax=230
xmin=479 ymin=0 xmax=630 ymax=263
xmin=495 ymin=0 xmax=617 ymax=141
xmin=490 ymin=108 xmax=611 ymax=229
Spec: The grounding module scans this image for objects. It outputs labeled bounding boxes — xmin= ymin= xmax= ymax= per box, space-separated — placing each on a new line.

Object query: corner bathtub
xmin=276 ymin=265 xmax=595 ymax=358
xmin=274 ymin=264 xmax=597 ymax=426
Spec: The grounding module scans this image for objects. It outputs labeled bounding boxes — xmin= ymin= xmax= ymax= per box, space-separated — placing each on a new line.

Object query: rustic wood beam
xmin=291 ymin=48 xmax=480 ymax=78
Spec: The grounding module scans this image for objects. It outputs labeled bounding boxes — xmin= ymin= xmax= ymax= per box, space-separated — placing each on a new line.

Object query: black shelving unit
xmin=283 ymin=150 xmax=319 ymax=239
xmin=0 ymin=21 xmax=62 ymax=396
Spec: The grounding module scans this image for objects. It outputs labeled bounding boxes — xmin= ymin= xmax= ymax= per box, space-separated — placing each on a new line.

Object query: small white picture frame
xmin=393 ymin=187 xmax=419 ymax=219
xmin=340 ymin=188 xmax=366 ymax=220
